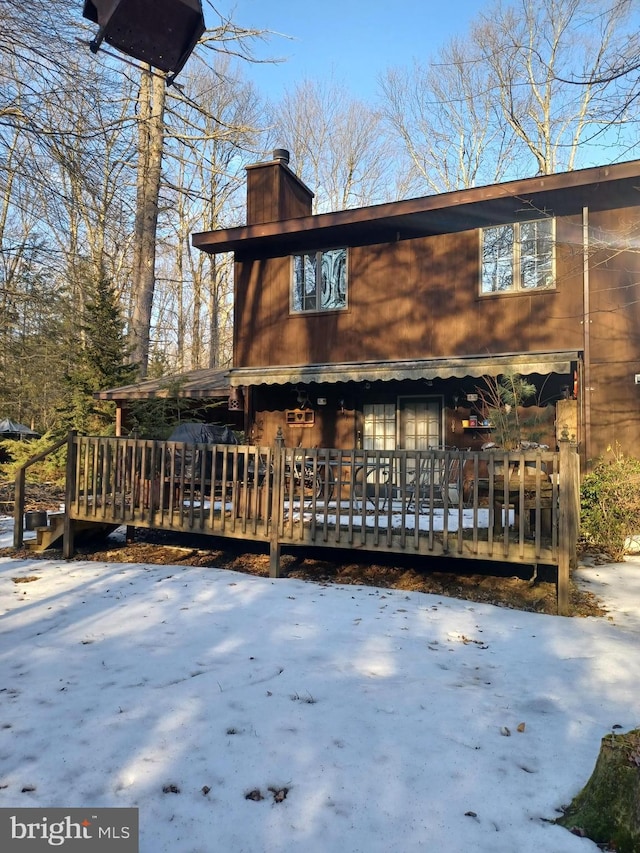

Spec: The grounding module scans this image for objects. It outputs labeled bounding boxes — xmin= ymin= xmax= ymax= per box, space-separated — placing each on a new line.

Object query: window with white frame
xmin=291 ymin=247 xmax=347 ymax=313
xmin=363 ymin=403 xmax=396 ymax=451
xmin=481 ymin=219 xmax=555 ymax=294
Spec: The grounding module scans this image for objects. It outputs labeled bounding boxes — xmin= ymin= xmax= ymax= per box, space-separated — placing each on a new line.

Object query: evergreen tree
xmin=59 ymin=273 xmax=138 ymax=435
xmin=0 ymin=261 xmax=70 ymax=432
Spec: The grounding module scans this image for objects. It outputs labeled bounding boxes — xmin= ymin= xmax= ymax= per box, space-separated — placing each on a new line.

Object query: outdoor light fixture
xmin=82 ymin=0 xmax=206 ymax=84
xmin=295 ymin=388 xmax=310 ymax=410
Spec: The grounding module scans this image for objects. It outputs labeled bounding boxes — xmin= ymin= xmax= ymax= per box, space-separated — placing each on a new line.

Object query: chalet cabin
xmin=192 ymin=152 xmax=640 ymax=470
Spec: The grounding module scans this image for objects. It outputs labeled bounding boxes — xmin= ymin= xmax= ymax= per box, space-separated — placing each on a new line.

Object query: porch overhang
xmin=96 ymin=367 xmax=232 ymax=401
xmin=229 ymin=351 xmax=580 ymax=387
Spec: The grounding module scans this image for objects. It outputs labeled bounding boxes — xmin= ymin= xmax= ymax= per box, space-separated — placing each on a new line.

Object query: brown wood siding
xmin=234 ymin=215 xmax=590 ymax=368
xmin=246 ymin=162 xmax=313 ymax=225
xmin=246 ymin=166 xmax=273 ymax=226
xmin=275 ymin=170 xmax=314 ymax=221
xmin=587 ymin=207 xmax=640 ymax=458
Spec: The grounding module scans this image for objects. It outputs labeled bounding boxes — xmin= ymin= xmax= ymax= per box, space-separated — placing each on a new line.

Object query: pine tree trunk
xmin=557 ymin=728 xmax=640 ymax=852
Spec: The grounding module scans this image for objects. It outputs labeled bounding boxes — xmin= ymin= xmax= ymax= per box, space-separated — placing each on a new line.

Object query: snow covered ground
xmin=0 ymin=515 xmax=638 ymax=852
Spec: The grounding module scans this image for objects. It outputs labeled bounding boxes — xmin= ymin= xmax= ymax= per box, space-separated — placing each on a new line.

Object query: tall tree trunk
xmin=130 ymin=66 xmax=166 ymax=376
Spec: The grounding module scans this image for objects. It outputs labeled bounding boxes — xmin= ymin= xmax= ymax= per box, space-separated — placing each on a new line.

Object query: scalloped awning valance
xmin=228 ymin=351 xmax=580 ymax=387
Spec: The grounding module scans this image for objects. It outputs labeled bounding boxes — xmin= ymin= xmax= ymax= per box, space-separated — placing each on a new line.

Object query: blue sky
xmin=213 ymin=0 xmax=489 ymax=101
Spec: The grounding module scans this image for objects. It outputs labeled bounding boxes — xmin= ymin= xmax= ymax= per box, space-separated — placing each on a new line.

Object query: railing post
xmin=12 ymin=466 xmax=26 ymax=549
xmin=13 ymin=432 xmax=68 ymax=550
xmin=63 ymin=431 xmax=77 ymax=560
xmin=269 ymin=428 xmax=285 ymax=578
xmin=558 ymin=437 xmax=580 ymax=615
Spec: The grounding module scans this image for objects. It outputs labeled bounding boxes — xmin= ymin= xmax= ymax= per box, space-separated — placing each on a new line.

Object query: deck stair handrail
xmin=13 ymin=432 xmax=71 ymax=549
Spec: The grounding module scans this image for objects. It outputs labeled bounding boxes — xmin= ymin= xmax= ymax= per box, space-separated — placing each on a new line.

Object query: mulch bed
xmin=2 ymin=524 xmax=607 ymax=618
xmin=0 ymin=483 xmax=608 ymax=618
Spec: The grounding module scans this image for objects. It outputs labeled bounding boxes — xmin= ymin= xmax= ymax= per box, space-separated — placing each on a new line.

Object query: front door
xmin=399 ymin=397 xmax=442 ymax=450
xmin=362 ymin=397 xmax=443 ymax=490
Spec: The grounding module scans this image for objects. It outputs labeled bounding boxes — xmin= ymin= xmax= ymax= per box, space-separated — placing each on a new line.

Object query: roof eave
xmin=192 ymin=160 xmax=640 ymax=257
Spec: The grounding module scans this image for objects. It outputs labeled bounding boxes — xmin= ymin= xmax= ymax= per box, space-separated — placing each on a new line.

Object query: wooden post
xmin=558 ymin=437 xmax=580 ymax=615
xmin=62 ymin=431 xmax=77 ymax=560
xmin=13 ymin=433 xmax=68 ymax=550
xmin=269 ymin=428 xmax=285 ymax=578
xmin=569 ymin=441 xmax=581 ymax=570
xmin=13 ymin=467 xmax=25 ymax=549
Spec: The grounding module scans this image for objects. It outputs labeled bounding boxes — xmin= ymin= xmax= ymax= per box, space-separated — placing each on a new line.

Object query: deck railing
xmin=12 ymin=433 xmax=68 ymax=549
xmin=61 ymin=433 xmax=580 ymax=613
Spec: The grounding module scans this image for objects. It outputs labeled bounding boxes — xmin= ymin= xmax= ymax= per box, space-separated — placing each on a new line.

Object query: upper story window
xmin=292 ymin=247 xmax=347 ymax=313
xmin=481 ymin=218 xmax=555 ymax=294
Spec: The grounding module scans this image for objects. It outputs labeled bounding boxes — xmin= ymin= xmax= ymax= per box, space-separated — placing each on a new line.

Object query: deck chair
xmin=406 ymin=449 xmax=470 ymax=511
xmin=353 ymin=455 xmax=393 ymax=510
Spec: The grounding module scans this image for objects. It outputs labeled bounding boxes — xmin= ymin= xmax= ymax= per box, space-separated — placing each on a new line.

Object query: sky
xmin=1 ymin=515 xmax=640 ymax=852
xmin=213 ymin=0 xmax=489 ymax=101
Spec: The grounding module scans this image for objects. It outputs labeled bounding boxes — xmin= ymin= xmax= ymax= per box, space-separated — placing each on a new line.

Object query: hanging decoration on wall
xmin=286 ymin=409 xmax=315 ymax=427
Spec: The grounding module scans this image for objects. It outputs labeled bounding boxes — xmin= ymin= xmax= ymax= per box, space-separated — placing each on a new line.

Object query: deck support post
xmin=63 ymin=431 xmax=77 ymax=560
xmin=557 ymin=437 xmax=580 ymax=615
xmin=269 ymin=540 xmax=282 ymax=579
xmin=13 ymin=466 xmax=25 ymax=549
xmin=269 ymin=429 xmax=285 ymax=578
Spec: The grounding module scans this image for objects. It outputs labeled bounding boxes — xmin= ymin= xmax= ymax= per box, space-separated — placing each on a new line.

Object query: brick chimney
xmin=245 ymin=149 xmax=314 ymax=225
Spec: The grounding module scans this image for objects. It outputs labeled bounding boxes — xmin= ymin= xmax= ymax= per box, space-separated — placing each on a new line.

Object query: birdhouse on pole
xmin=82 ymin=0 xmax=206 ymax=84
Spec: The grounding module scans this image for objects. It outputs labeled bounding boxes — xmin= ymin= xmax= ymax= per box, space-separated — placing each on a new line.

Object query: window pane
xmin=292 ymin=255 xmax=305 ymax=311
xmin=321 ymin=248 xmax=347 ymax=309
xmin=291 ymin=248 xmax=347 ymax=313
xmin=292 ymin=253 xmax=317 ymax=311
xmin=482 ymin=225 xmax=514 ymax=292
xmin=303 ymin=254 xmax=317 ymax=310
xmin=400 ymin=400 xmax=441 ymax=450
xmin=363 ymin=403 xmax=396 ymax=450
xmin=520 ymin=219 xmax=553 ymax=289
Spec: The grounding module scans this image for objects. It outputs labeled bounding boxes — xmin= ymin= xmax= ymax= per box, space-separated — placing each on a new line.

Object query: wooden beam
xmin=63 ymin=432 xmax=77 ymax=560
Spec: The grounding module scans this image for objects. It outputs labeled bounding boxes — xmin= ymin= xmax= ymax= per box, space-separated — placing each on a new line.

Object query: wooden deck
xmin=12 ymin=433 xmax=580 ymax=614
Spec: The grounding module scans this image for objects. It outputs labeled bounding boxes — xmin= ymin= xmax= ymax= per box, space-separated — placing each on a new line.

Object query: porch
xmin=14 ymin=433 xmax=580 ymax=614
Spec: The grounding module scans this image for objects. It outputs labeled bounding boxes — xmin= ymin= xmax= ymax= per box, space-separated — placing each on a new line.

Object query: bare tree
xmin=380 ymin=38 xmax=517 ymax=194
xmin=380 ymin=0 xmax=640 ymax=195
xmin=128 ymin=65 xmax=167 ymax=374
xmin=0 ymin=1 xmax=138 ymax=426
xmin=145 ymin=54 xmax=264 ymax=372
xmin=270 ymin=78 xmax=393 ymax=212
xmin=472 ymin=0 xmax=638 ymax=174
xmin=121 ymin=7 xmax=274 ymax=377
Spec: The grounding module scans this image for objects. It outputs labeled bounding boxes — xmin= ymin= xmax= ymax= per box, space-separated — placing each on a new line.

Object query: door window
xmin=399 ymin=398 xmax=442 ymax=450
